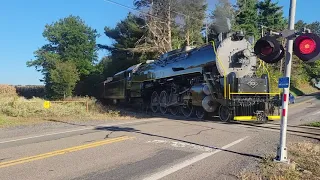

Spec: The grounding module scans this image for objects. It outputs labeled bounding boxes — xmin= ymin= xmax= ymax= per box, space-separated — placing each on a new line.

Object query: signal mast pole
xmin=276 ymin=0 xmax=297 ymax=162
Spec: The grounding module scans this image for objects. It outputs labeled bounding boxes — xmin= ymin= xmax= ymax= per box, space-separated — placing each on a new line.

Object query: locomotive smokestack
xmin=211 ymin=17 xmax=231 ymax=34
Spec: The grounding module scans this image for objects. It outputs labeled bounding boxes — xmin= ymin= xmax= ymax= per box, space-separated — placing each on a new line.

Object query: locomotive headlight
xmin=202 ymin=84 xmax=211 ymax=95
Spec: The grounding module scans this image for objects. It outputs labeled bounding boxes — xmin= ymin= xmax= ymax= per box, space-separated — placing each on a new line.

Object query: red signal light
xmin=293 ymin=33 xmax=320 ymax=63
xmin=298 ymin=38 xmax=316 ymax=54
xmin=254 ymin=36 xmax=284 ymax=64
xmin=261 ymin=46 xmax=273 ymax=55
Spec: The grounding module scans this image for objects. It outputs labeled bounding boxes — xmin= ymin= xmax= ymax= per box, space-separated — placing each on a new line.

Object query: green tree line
xmin=27 ymin=0 xmax=320 ymax=99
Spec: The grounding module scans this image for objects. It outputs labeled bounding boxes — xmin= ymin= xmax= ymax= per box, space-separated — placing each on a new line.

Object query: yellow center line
xmin=0 ymin=136 xmax=135 ymax=169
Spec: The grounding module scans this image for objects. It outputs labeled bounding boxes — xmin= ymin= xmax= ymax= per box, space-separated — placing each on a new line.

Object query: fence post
xmin=86 ymin=101 xmax=89 ymax=112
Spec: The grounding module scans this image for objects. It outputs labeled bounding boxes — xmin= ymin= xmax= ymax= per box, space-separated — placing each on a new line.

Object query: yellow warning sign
xmin=43 ymin=101 xmax=51 ymax=109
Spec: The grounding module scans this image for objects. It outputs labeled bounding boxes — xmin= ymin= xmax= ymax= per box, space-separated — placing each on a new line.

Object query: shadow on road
xmin=94 ymin=125 xmax=264 ymax=160
xmin=45 ymin=119 xmax=91 ymax=127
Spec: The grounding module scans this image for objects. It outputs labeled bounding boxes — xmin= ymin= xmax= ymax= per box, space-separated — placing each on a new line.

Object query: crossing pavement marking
xmin=143 ymin=136 xmax=249 ymax=180
xmin=0 ymin=136 xmax=134 ymax=169
xmin=312 ymin=110 xmax=320 ymax=116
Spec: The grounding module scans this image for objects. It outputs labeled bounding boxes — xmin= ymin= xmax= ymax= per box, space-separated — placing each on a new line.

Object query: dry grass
xmin=0 ymin=115 xmax=47 ymax=127
xmin=0 ymin=84 xmax=17 ymax=96
xmin=0 ymin=88 xmax=137 ymax=128
xmin=297 ymin=84 xmax=320 ymax=95
xmin=240 ymin=141 xmax=320 ymax=180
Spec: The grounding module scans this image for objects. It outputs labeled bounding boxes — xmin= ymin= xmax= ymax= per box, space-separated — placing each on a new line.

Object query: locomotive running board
xmin=234 ymin=116 xmax=280 ymax=121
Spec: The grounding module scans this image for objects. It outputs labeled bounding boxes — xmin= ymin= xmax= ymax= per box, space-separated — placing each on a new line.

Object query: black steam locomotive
xmin=98 ymin=31 xmax=281 ymax=122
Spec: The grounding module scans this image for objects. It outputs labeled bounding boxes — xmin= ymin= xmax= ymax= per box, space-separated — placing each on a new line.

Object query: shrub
xmin=15 ymin=85 xmax=45 ymax=99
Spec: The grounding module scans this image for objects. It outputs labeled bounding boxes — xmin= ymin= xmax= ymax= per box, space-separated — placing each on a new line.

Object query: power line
xmin=105 ymin=0 xmax=216 ymax=43
xmin=103 ymin=0 xmax=175 ymax=25
xmin=105 ymin=0 xmax=208 ymax=25
xmin=104 ymin=0 xmax=231 ymax=30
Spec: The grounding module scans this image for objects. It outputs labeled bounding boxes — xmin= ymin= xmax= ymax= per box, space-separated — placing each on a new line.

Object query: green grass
xmin=307 ymin=122 xmax=320 ymax=127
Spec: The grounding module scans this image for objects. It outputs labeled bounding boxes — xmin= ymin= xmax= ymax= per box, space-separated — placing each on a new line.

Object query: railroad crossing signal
xmin=254 ymin=36 xmax=285 ymax=64
xmin=293 ymin=33 xmax=320 ymax=63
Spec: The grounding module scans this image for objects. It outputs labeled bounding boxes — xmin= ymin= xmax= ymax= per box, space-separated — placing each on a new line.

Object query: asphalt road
xmin=0 ymin=97 xmax=319 ymax=180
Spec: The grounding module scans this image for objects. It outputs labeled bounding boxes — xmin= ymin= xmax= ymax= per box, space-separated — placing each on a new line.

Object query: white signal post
xmin=276 ymin=0 xmax=297 ymax=162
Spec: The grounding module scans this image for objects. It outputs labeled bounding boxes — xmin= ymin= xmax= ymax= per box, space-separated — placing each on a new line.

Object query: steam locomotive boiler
xmin=99 ymin=31 xmax=281 ymax=122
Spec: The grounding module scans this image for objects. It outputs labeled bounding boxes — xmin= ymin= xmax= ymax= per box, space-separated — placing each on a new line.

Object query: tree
xmin=133 ymin=0 xmax=208 ymax=54
xmin=98 ymin=13 xmax=157 ymax=77
xmin=306 ymin=21 xmax=320 ymax=35
xmin=294 ymin=20 xmax=307 ymax=32
xmin=49 ymin=61 xmax=80 ymax=99
xmin=257 ymin=0 xmax=286 ymax=31
xmin=133 ymin=0 xmax=179 ymax=54
xmin=99 ymin=13 xmax=146 ymax=53
xmin=234 ymin=0 xmax=259 ymax=39
xmin=175 ymin=0 xmax=207 ymax=46
xmin=27 ymin=15 xmax=99 ymax=99
xmin=27 ymin=15 xmax=99 ymax=77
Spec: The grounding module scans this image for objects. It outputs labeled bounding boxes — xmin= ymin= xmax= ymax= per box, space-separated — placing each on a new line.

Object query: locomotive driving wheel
xmin=159 ymin=90 xmax=168 ymax=114
xmin=168 ymin=91 xmax=179 ymax=116
xmin=195 ymin=107 xmax=206 ymax=120
xmin=180 ymin=101 xmax=194 ymax=118
xmin=180 ymin=91 xmax=194 ymax=118
xmin=150 ymin=91 xmax=159 ymax=113
xmin=169 ymin=106 xmax=179 ymax=116
xmin=219 ymin=105 xmax=232 ymax=122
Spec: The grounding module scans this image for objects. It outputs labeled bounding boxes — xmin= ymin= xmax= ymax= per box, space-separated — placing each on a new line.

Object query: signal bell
xmin=254 ymin=36 xmax=285 ymax=64
xmin=293 ymin=33 xmax=320 ymax=63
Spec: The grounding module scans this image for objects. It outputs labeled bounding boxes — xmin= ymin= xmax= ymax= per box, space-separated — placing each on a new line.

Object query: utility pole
xmin=280 ymin=39 xmax=286 ymax=74
xmin=275 ymin=0 xmax=296 ymax=162
xmin=254 ymin=0 xmax=320 ymax=163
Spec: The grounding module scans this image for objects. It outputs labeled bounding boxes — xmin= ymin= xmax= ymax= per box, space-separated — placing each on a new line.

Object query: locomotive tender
xmin=99 ymin=31 xmax=281 ymax=122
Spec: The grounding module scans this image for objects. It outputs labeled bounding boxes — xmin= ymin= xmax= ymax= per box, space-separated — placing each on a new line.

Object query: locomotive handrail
xmin=228 ymin=84 xmax=231 ymax=99
xmin=211 ymin=40 xmax=227 ymax=99
xmin=261 ymin=60 xmax=281 ymax=94
xmin=229 ymin=92 xmax=281 ymax=95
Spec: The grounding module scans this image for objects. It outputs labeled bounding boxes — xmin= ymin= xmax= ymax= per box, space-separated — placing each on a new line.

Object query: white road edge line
xmin=311 ymin=111 xmax=320 ymax=116
xmin=143 ymin=136 xmax=249 ymax=180
xmin=0 ymin=118 xmax=163 ymax=144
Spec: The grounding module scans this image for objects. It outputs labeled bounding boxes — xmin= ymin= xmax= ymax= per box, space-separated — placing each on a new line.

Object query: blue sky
xmin=0 ymin=0 xmax=319 ymax=85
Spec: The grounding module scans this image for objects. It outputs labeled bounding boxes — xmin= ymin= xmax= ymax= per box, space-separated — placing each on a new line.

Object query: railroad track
xmin=235 ymin=122 xmax=320 ymax=140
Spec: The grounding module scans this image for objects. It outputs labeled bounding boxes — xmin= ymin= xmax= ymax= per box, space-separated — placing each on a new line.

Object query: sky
xmin=0 ymin=0 xmax=319 ymax=85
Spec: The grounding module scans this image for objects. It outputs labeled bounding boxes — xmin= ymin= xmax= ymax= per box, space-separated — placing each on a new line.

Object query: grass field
xmin=290 ymin=84 xmax=320 ymax=97
xmin=240 ymin=141 xmax=320 ymax=180
xmin=0 ymin=85 xmax=139 ymax=128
